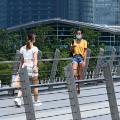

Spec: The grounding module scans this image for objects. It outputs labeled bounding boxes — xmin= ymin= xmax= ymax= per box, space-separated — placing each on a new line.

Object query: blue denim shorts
xmin=72 ymin=55 xmax=84 ymax=64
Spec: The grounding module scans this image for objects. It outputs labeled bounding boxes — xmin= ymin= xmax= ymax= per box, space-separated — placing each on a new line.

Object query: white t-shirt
xmin=20 ymin=45 xmax=38 ymax=77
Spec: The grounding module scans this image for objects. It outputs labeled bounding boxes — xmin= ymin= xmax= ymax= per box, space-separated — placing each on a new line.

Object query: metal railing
xmin=0 ymin=47 xmax=120 ymax=86
xmin=0 ymin=68 xmax=120 ymax=120
xmin=0 ymin=48 xmax=120 ymax=120
xmin=0 ymin=63 xmax=120 ymax=120
xmin=65 ymin=63 xmax=120 ymax=120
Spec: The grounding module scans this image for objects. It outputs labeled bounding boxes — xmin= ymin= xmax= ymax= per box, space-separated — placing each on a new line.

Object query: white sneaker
xmin=14 ymin=98 xmax=22 ymax=107
xmin=34 ymin=100 xmax=42 ymax=106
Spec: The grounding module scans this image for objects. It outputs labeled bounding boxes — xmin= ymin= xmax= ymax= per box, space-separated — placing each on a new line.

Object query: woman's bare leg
xmin=17 ymin=90 xmax=22 ymax=97
xmin=77 ymin=63 xmax=84 ymax=94
xmin=72 ymin=63 xmax=78 ymax=79
xmin=32 ymin=76 xmax=39 ymax=101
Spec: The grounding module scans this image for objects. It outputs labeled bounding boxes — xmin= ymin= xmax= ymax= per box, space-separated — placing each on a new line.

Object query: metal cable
xmin=0 ymin=102 xmax=27 ymax=109
xmin=0 ymin=90 xmax=69 ymax=101
xmin=0 ymin=97 xmax=15 ymax=101
xmin=0 ymin=55 xmax=120 ymax=64
xmin=114 ymin=91 xmax=120 ymax=94
xmin=36 ymin=112 xmax=72 ymax=120
xmin=79 ymin=91 xmax=120 ymax=100
xmin=78 ymin=93 xmax=107 ymax=99
xmin=79 ymin=99 xmax=108 ymax=106
xmin=82 ymin=113 xmax=111 ymax=120
xmin=35 ymin=98 xmax=70 ymax=104
xmin=35 ymin=105 xmax=71 ymax=112
xmin=37 ymin=90 xmax=68 ymax=96
xmin=114 ymin=84 xmax=120 ymax=88
xmin=80 ymin=86 xmax=107 ymax=92
xmin=81 ymin=106 xmax=110 ymax=113
xmin=0 ymin=111 xmax=26 ymax=118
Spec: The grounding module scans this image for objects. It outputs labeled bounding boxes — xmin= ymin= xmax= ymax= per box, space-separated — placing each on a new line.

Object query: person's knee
xmin=32 ymin=76 xmax=39 ymax=84
xmin=79 ymin=62 xmax=85 ymax=69
xmin=33 ymin=88 xmax=38 ymax=93
xmin=72 ymin=63 xmax=78 ymax=70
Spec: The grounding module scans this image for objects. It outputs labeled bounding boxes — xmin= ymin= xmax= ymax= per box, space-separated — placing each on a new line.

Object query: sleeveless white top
xmin=20 ymin=45 xmax=38 ymax=77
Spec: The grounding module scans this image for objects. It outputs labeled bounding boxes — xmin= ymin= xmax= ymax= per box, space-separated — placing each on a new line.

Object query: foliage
xmin=81 ymin=27 xmax=105 ymax=72
xmin=0 ymin=25 xmax=104 ymax=83
xmin=0 ymin=63 xmax=12 ymax=85
xmin=0 ymin=29 xmax=20 ymax=60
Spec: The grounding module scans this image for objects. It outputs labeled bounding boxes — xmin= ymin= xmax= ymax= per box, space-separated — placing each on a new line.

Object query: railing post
xmin=109 ymin=47 xmax=116 ymax=71
xmin=64 ymin=63 xmax=82 ymax=120
xmin=19 ymin=67 xmax=36 ymax=120
xmin=83 ymin=48 xmax=91 ymax=79
xmin=102 ymin=63 xmax=119 ymax=120
xmin=116 ymin=62 xmax=120 ymax=76
xmin=94 ymin=48 xmax=104 ymax=78
xmin=49 ymin=49 xmax=60 ymax=90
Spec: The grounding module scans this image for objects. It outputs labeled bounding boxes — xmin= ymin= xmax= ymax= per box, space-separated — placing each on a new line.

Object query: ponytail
xmin=26 ymin=32 xmax=35 ymax=50
xmin=26 ymin=40 xmax=31 ymax=49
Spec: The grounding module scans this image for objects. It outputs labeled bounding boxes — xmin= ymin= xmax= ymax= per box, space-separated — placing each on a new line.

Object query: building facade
xmin=79 ymin=0 xmax=94 ymax=23
xmin=0 ymin=0 xmax=72 ymax=27
xmin=7 ymin=19 xmax=120 ymax=54
xmin=7 ymin=0 xmax=58 ymax=27
xmin=0 ymin=0 xmax=78 ymax=28
xmin=93 ymin=0 xmax=120 ymax=25
xmin=0 ymin=0 xmax=120 ymax=28
xmin=78 ymin=0 xmax=120 ymax=25
xmin=0 ymin=0 xmax=7 ymax=28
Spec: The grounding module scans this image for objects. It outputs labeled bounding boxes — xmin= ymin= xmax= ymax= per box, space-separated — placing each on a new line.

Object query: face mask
xmin=76 ymin=35 xmax=82 ymax=40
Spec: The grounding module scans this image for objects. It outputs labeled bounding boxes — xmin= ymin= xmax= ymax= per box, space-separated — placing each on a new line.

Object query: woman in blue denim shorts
xmin=70 ymin=30 xmax=87 ymax=94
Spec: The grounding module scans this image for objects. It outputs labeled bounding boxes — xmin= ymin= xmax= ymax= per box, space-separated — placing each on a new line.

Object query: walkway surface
xmin=0 ymin=82 xmax=120 ymax=120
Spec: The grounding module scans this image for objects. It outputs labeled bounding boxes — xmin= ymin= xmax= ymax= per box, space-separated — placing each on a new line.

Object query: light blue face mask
xmin=76 ymin=35 xmax=82 ymax=40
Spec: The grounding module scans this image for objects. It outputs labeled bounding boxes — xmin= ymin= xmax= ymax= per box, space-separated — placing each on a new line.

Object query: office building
xmin=80 ymin=0 xmax=120 ymax=25
xmin=0 ymin=0 xmax=120 ymax=28
xmin=0 ymin=0 xmax=7 ymax=28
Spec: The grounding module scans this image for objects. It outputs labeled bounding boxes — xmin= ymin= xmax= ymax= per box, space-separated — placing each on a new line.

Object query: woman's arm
xmin=83 ymin=48 xmax=87 ymax=62
xmin=33 ymin=51 xmax=38 ymax=73
xmin=33 ymin=51 xmax=38 ymax=67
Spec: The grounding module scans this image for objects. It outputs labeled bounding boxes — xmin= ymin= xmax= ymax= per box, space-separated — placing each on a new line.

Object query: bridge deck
xmin=0 ymin=82 xmax=120 ymax=120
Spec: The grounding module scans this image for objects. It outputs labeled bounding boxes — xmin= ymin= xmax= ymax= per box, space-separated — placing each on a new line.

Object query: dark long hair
xmin=75 ymin=29 xmax=83 ymax=34
xmin=26 ymin=33 xmax=35 ymax=49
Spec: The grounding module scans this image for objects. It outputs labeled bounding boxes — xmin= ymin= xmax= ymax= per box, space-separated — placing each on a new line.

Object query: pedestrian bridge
xmin=0 ymin=76 xmax=120 ymax=120
xmin=0 ymin=48 xmax=120 ymax=120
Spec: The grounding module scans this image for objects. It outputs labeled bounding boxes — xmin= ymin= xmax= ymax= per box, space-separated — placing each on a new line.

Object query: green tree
xmin=0 ymin=25 xmax=104 ymax=83
xmin=0 ymin=29 xmax=20 ymax=60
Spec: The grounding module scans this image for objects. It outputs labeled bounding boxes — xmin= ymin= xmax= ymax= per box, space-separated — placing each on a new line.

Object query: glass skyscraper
xmin=93 ymin=0 xmax=120 ymax=25
xmin=0 ymin=0 xmax=120 ymax=28
xmin=0 ymin=0 xmax=78 ymax=27
xmin=79 ymin=0 xmax=94 ymax=23
xmin=0 ymin=0 xmax=7 ymax=28
xmin=7 ymin=0 xmax=58 ymax=27
xmin=79 ymin=0 xmax=120 ymax=25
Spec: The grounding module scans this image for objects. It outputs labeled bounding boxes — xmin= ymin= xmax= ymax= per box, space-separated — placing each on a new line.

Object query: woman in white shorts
xmin=14 ymin=32 xmax=42 ymax=107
